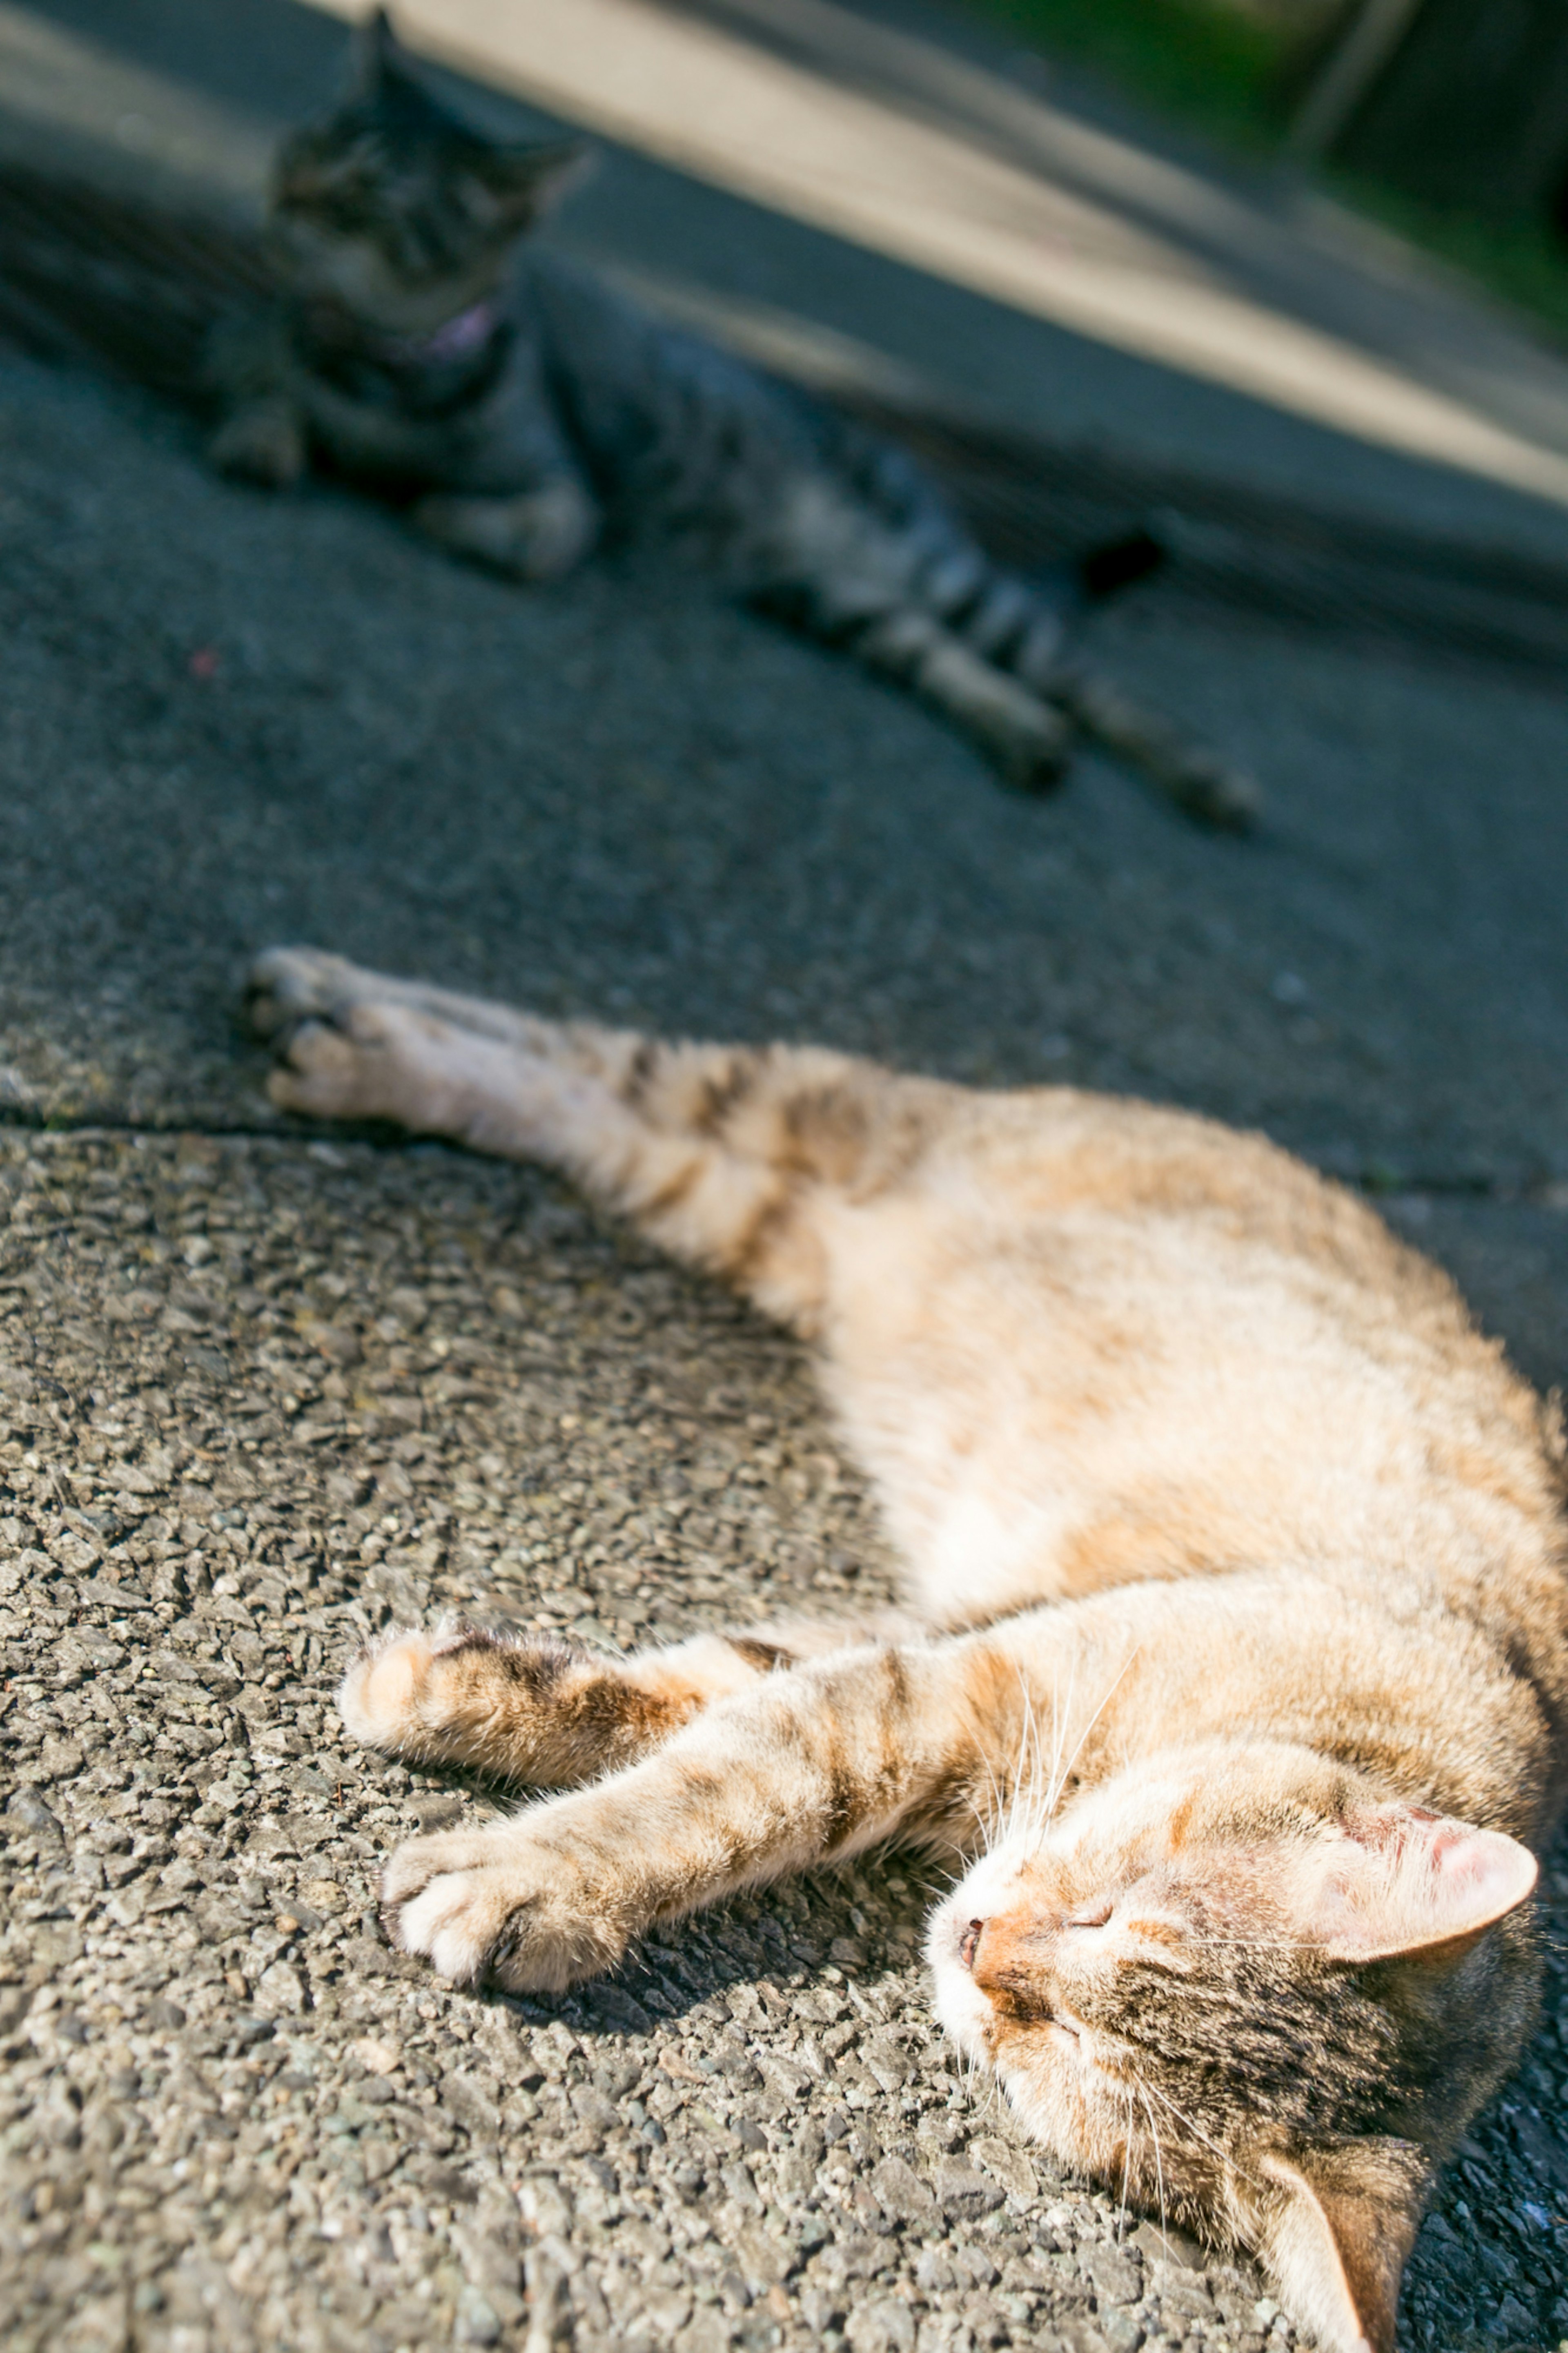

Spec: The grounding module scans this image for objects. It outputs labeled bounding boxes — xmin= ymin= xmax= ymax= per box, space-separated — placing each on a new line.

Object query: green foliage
xmin=1333 ymin=174 xmax=1568 ymax=347
xmin=973 ymin=0 xmax=1296 ymax=147
xmin=968 ymin=0 xmax=1568 ymax=349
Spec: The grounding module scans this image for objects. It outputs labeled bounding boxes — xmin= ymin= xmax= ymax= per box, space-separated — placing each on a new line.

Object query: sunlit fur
xmin=246 ymin=945 xmax=1568 ymax=2353
xmin=930 ymin=1741 xmax=1530 ymax=2230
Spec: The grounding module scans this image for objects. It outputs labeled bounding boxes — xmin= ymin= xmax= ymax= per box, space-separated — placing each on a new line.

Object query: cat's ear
xmin=1251 ymin=2140 xmax=1428 ymax=2353
xmin=1304 ymin=1803 xmax=1536 ymax=1963
xmin=354 ymin=9 xmax=403 ymax=96
xmin=466 ymin=141 xmax=595 ymax=229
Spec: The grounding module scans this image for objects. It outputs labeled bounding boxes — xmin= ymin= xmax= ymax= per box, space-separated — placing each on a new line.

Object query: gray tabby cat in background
xmin=208 ymin=12 xmax=1256 ymax=829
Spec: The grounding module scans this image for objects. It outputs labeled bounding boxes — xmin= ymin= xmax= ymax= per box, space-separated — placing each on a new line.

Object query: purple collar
xmin=375 ymin=297 xmax=503 ymax=369
xmin=299 ymin=294 xmax=506 ymax=372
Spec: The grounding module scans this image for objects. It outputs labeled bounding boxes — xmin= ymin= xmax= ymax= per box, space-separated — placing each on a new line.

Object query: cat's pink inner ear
xmin=1308 ymin=1805 xmax=1537 ymax=1962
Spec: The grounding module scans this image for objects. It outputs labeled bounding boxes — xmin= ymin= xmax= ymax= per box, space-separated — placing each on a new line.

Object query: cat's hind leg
xmin=750 ymin=479 xmax=1070 ymax=791
xmin=249 ymin=947 xmax=949 ymax=1329
xmin=856 ymin=611 xmax=1072 ymax=792
xmin=411 ymin=479 xmax=599 ymax=582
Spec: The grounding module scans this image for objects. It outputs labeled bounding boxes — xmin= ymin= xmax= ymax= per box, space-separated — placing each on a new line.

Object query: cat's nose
xmin=965 ymin=1911 xmax=1045 ymax=2005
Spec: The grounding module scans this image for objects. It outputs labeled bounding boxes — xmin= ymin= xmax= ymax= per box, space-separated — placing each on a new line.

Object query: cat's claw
xmin=247 ymin=945 xmax=372 ymax=1040
xmin=381 ymin=1829 xmax=625 ymax=1990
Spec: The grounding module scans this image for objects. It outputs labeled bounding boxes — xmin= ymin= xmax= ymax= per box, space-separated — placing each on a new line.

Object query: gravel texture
xmin=5 ymin=1127 xmax=1564 ymax=2353
xmin=2 ymin=328 xmax=1568 ymax=2353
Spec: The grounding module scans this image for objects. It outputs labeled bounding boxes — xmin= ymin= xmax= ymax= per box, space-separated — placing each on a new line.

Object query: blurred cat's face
xmin=272 ymin=129 xmax=499 ymax=323
xmin=268 ymin=55 xmax=584 ymax=332
xmin=927 ymin=1742 xmax=1537 ymax=2351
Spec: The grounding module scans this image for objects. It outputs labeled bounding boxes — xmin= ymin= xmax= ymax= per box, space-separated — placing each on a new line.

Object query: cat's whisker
xmin=1135 ymin=2074 xmax=1261 ymax=2191
xmin=1134 ymin=2082 xmax=1169 ymax=2258
xmin=1044 ymin=1645 xmax=1143 ymax=1833
xmin=1036 ymin=1651 xmax=1076 ymax=1838
xmin=1117 ymin=2087 xmax=1135 ymax=2247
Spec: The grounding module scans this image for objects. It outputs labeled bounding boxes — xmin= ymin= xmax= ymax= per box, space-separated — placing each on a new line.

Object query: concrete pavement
xmin=2 ymin=4 xmax=1568 ymax=2350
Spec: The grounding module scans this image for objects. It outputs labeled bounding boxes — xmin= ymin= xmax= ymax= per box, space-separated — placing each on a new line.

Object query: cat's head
xmin=269 ymin=10 xmax=587 ymax=329
xmin=928 ymin=1739 xmax=1539 ymax=2353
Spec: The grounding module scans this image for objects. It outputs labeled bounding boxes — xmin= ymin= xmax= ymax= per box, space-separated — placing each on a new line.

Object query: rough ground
xmin=2 ymin=337 xmax=1568 ymax=2353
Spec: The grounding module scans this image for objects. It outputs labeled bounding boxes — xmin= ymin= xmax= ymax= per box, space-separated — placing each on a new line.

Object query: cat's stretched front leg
xmin=337 ymin=1613 xmax=889 ymax=1785
xmin=204 ymin=313 xmax=308 ymax=489
xmin=375 ymin=1635 xmax=977 ymax=1989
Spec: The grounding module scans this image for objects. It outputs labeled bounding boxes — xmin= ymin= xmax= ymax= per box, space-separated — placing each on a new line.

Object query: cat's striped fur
xmin=207 ymin=12 xmax=1256 ymax=828
xmin=247 ymin=943 xmax=1567 ymax=2353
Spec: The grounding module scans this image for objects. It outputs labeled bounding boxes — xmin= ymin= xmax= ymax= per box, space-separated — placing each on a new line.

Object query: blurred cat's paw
xmin=208 ymin=399 xmax=307 ymax=489
xmin=262 ymin=1005 xmax=407 ymax=1121
xmin=247 ymin=946 xmax=365 ymax=1039
xmin=412 ymin=480 xmax=598 ymax=581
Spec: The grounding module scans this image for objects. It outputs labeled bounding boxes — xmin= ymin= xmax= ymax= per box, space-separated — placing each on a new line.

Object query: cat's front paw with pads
xmin=381 ymin=1827 xmax=625 ymax=1990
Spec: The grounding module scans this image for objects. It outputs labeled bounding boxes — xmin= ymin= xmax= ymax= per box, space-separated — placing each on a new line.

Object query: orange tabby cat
xmin=247 ymin=945 xmax=1568 ymax=2353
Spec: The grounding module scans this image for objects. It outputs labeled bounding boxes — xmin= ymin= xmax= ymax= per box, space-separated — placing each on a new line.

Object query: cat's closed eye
xmin=1065 ymin=1898 xmax=1114 ymax=1929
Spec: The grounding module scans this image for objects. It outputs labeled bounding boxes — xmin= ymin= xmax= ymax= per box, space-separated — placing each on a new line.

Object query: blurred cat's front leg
xmin=376 ymin=1638 xmax=970 ymax=1989
xmin=204 ymin=313 xmax=308 ymax=489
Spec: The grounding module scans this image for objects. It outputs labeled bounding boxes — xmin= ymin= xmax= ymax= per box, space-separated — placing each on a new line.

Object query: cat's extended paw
xmin=247 ymin=946 xmax=368 ymax=1040
xmin=339 ymin=1624 xmax=448 ymax=1755
xmin=341 ymin=1621 xmax=659 ymax=1785
xmin=412 ymin=480 xmax=598 ymax=582
xmin=208 ymin=399 xmax=307 ymax=489
xmin=381 ymin=1827 xmax=624 ymax=1990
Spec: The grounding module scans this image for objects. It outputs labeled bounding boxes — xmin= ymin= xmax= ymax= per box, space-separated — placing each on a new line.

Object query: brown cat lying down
xmin=247 ymin=946 xmax=1568 ymax=2353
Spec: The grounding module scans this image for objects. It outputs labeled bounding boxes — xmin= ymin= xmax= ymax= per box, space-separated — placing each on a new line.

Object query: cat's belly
xmin=817 ymin=1188 xmax=1481 ymax=1632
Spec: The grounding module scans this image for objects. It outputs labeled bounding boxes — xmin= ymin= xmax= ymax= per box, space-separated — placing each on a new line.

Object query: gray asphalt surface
xmin=3 ymin=4 xmax=1568 ymax=2351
